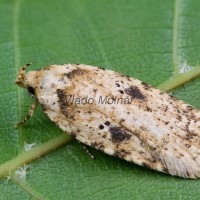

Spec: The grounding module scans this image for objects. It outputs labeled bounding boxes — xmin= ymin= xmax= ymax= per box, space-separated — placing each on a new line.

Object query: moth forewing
xmin=16 ymin=64 xmax=200 ymax=179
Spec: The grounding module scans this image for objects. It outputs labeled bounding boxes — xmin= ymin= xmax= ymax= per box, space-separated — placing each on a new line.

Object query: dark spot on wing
xmin=141 ymin=82 xmax=151 ymax=90
xmin=109 ymin=126 xmax=131 ymax=143
xmin=125 ymin=86 xmax=146 ymax=100
xmin=99 ymin=124 xmax=104 ymax=129
xmin=70 ymin=132 xmax=77 ymax=138
xmin=186 ymin=105 xmax=194 ymax=111
xmin=65 ymin=69 xmax=86 ymax=79
xmin=185 ymin=131 xmax=197 ymax=140
xmin=120 ymin=73 xmax=131 ymax=79
xmin=114 ymin=149 xmax=131 ymax=158
xmin=119 ymin=90 xmax=124 ymax=94
xmin=57 ymin=89 xmax=68 ymax=108
xmin=142 ymin=162 xmax=151 ymax=169
xmin=146 ymin=106 xmax=153 ymax=112
xmin=185 ymin=144 xmax=191 ymax=148
xmin=91 ymin=142 xmax=105 ymax=151
xmin=176 ymin=115 xmax=182 ymax=121
xmin=97 ymin=66 xmax=105 ymax=70
xmin=41 ymin=103 xmax=48 ymax=112
xmin=104 ymin=121 xmax=110 ymax=126
xmin=162 ymin=167 xmax=169 ymax=173
xmin=169 ymin=94 xmax=178 ymax=100
xmin=57 ymin=89 xmax=69 ymax=117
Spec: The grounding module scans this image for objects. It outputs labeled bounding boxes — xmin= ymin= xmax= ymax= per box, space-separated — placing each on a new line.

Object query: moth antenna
xmin=15 ymin=62 xmax=35 ymax=88
xmin=21 ymin=62 xmax=35 ymax=71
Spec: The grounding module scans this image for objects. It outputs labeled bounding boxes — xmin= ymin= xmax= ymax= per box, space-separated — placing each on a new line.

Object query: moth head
xmin=16 ymin=66 xmax=27 ymax=88
xmin=15 ymin=63 xmax=36 ymax=98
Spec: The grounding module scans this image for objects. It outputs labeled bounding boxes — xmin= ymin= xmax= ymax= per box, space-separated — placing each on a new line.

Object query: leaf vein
xmin=172 ymin=0 xmax=181 ymax=74
xmin=11 ymin=174 xmax=48 ymax=200
xmin=14 ymin=0 xmax=24 ymax=149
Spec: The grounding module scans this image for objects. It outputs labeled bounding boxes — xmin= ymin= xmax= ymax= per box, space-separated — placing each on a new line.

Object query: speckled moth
xmin=15 ymin=64 xmax=200 ymax=179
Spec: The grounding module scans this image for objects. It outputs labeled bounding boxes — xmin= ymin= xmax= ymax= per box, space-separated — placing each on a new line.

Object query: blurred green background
xmin=0 ymin=0 xmax=200 ymax=199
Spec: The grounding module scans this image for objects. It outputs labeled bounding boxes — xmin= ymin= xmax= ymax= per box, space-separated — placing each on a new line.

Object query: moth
xmin=15 ymin=63 xmax=200 ymax=179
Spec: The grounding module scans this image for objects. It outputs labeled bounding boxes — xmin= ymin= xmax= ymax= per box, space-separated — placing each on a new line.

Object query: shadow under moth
xmin=15 ymin=64 xmax=200 ymax=179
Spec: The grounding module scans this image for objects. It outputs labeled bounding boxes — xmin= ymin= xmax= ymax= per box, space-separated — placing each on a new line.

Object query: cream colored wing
xmin=26 ymin=64 xmax=200 ymax=178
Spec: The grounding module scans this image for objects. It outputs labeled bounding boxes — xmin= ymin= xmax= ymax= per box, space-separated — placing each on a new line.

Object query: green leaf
xmin=0 ymin=0 xmax=200 ymax=199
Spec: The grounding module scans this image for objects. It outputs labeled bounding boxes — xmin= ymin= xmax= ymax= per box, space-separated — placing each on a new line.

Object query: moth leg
xmin=78 ymin=141 xmax=95 ymax=159
xmin=15 ymin=101 xmax=38 ymax=128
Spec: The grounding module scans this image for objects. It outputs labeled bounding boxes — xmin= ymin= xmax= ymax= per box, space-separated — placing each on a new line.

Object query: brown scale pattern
xmin=18 ymin=64 xmax=200 ymax=179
